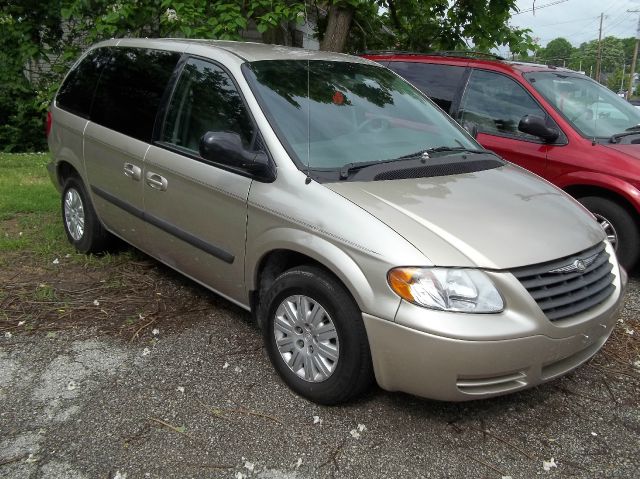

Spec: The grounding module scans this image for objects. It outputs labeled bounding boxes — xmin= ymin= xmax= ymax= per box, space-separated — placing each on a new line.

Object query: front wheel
xmin=61 ymin=176 xmax=111 ymax=254
xmin=579 ymin=196 xmax=640 ymax=271
xmin=261 ymin=266 xmax=373 ymax=405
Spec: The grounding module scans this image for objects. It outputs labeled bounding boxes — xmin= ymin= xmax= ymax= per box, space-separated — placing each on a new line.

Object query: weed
xmin=34 ymin=284 xmax=56 ymax=301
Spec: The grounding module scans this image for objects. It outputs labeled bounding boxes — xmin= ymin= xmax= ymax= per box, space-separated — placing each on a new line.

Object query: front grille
xmin=511 ymin=242 xmax=615 ymax=321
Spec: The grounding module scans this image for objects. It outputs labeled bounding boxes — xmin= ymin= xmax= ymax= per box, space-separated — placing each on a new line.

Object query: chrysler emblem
xmin=548 ymin=254 xmax=597 ymax=274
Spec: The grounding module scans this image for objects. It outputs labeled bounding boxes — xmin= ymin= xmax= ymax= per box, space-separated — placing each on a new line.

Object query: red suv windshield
xmin=526 ymin=71 xmax=640 ymax=138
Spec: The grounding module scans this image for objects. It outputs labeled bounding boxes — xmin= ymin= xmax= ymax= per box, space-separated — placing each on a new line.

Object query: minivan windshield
xmin=243 ymin=60 xmax=478 ymax=171
xmin=526 ymin=71 xmax=640 ymax=138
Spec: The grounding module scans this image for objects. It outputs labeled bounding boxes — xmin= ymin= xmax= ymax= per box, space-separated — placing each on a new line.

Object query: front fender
xmin=245 ymin=226 xmax=401 ymax=321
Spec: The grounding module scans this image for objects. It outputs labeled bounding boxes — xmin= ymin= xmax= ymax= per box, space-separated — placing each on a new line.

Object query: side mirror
xmin=199 ymin=131 xmax=272 ymax=178
xmin=518 ymin=115 xmax=559 ymax=142
xmin=463 ymin=121 xmax=478 ymax=139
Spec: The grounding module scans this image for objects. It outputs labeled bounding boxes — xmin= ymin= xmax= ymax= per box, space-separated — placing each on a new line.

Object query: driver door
xmin=142 ymin=57 xmax=255 ymax=304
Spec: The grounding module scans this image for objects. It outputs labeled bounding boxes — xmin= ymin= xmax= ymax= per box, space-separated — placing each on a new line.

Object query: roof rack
xmin=360 ymin=50 xmax=427 ymax=56
xmin=434 ymin=51 xmax=505 ymax=61
xmin=361 ymin=50 xmax=505 ymax=61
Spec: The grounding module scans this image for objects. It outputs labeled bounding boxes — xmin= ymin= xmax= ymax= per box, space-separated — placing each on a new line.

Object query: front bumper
xmin=363 ymin=266 xmax=627 ymax=402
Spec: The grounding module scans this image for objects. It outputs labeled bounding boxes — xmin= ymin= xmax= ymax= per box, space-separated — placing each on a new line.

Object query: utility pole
xmin=621 ymin=61 xmax=626 ymax=92
xmin=595 ymin=12 xmax=604 ymax=83
xmin=628 ymin=10 xmax=640 ymax=99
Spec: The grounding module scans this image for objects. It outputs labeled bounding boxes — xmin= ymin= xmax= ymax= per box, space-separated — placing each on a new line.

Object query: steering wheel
xmin=569 ymin=107 xmax=593 ymax=123
xmin=355 ymin=117 xmax=390 ymax=134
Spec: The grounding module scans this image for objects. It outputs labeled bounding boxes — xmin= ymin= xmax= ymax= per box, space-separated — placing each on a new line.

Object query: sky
xmin=496 ymin=0 xmax=640 ymax=54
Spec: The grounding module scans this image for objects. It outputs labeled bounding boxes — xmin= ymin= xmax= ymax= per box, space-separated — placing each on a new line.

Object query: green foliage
xmin=1 ymin=0 xmax=535 ymax=152
xmin=0 ymin=2 xmax=63 ymax=152
xmin=538 ymin=37 xmax=573 ymax=66
xmin=607 ymin=68 xmax=626 ymax=93
xmin=374 ymin=0 xmax=534 ymax=54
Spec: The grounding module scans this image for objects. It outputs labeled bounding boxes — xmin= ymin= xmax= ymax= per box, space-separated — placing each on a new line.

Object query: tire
xmin=578 ymin=196 xmax=640 ymax=271
xmin=261 ymin=265 xmax=373 ymax=405
xmin=61 ymin=176 xmax=111 ymax=254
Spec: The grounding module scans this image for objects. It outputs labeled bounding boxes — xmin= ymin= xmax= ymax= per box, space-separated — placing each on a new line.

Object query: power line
xmin=514 ymin=0 xmax=570 ymax=15
xmin=534 ymin=16 xmax=600 ymax=30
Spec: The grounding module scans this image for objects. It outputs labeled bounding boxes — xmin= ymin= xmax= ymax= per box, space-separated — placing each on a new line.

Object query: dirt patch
xmin=0 ymin=248 xmax=248 ymax=341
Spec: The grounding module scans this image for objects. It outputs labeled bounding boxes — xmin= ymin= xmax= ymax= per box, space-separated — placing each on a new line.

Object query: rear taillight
xmin=45 ymin=111 xmax=52 ymax=138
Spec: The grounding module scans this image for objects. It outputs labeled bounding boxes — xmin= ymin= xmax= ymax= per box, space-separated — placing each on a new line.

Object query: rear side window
xmin=56 ymin=49 xmax=109 ymax=118
xmin=91 ymin=47 xmax=180 ymax=142
xmin=386 ymin=62 xmax=466 ymax=113
xmin=458 ymin=69 xmax=547 ymax=140
xmin=161 ymin=58 xmax=255 ymax=152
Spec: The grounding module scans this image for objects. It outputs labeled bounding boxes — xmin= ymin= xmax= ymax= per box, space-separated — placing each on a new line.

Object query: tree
xmin=538 ymin=37 xmax=574 ymax=67
xmin=374 ymin=0 xmax=533 ymax=54
xmin=574 ymin=36 xmax=625 ymax=81
xmin=1 ymin=0 xmax=537 ymax=152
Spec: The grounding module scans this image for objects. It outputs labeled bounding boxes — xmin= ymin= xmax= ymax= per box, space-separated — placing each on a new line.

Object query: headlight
xmin=387 ymin=267 xmax=504 ymax=313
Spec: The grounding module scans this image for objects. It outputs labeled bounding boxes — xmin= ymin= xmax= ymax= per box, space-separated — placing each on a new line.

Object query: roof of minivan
xmin=362 ymin=52 xmax=579 ymax=75
xmin=97 ymin=38 xmax=373 ymax=64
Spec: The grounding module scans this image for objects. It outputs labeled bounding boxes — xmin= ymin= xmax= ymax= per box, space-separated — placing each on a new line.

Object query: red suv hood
xmin=602 ymin=142 xmax=640 ymax=160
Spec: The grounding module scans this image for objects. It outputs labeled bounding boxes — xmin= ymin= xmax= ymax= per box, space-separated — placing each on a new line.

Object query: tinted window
xmin=56 ymin=48 xmax=109 ymax=118
xmin=386 ymin=62 xmax=466 ymax=113
xmin=91 ymin=47 xmax=180 ymax=142
xmin=162 ymin=58 xmax=254 ymax=151
xmin=458 ymin=69 xmax=547 ymax=140
xmin=244 ymin=60 xmax=476 ymax=171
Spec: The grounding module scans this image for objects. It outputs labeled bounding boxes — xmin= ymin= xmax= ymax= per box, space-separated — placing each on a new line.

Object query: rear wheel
xmin=261 ymin=265 xmax=373 ymax=405
xmin=579 ymin=196 xmax=640 ymax=271
xmin=61 ymin=176 xmax=111 ymax=254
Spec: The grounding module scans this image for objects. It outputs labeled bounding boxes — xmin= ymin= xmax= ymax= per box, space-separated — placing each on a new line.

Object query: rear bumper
xmin=363 ymin=269 xmax=626 ymax=401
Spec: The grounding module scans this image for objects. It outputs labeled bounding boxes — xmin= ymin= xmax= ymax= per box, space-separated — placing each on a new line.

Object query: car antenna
xmin=305 ymin=59 xmax=312 ymax=185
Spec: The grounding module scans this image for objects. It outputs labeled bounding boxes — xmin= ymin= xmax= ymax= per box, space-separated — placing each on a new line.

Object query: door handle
xmin=123 ymin=163 xmax=142 ymax=181
xmin=145 ymin=172 xmax=168 ymax=191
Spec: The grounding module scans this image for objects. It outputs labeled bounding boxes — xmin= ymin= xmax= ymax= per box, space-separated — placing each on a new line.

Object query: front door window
xmin=162 ymin=58 xmax=255 ymax=154
xmin=458 ymin=69 xmax=548 ymax=141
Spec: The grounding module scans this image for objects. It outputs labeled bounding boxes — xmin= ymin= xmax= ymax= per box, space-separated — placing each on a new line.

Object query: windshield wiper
xmin=339 ymin=157 xmax=413 ymax=180
xmin=339 ymin=147 xmax=491 ymax=180
xmin=396 ymin=146 xmax=490 ymax=159
xmin=609 ymin=128 xmax=640 ymax=143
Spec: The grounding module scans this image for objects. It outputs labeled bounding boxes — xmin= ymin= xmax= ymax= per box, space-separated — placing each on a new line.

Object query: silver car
xmin=47 ymin=39 xmax=627 ymax=404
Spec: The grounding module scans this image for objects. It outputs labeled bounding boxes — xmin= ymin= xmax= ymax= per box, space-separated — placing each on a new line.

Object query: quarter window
xmin=162 ymin=58 xmax=255 ymax=152
xmin=458 ymin=69 xmax=547 ymax=141
xmin=91 ymin=47 xmax=180 ymax=142
xmin=56 ymin=48 xmax=110 ymax=118
xmin=386 ymin=62 xmax=467 ymax=113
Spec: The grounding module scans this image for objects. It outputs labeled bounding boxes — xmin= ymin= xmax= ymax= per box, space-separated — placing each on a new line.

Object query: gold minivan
xmin=47 ymin=39 xmax=626 ymax=404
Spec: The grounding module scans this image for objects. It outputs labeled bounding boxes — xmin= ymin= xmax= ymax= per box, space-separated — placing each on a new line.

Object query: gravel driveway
xmin=1 ymin=256 xmax=638 ymax=479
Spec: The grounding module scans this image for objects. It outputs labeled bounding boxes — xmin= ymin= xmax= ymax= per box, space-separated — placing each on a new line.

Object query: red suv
xmin=364 ymin=52 xmax=640 ymax=271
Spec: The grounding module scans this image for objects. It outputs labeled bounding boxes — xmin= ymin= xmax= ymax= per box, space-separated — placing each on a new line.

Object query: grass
xmin=0 ymin=152 xmax=58 ymax=219
xmin=0 ymin=153 xmax=131 ymax=265
xmin=0 ymin=152 xmax=72 ymax=259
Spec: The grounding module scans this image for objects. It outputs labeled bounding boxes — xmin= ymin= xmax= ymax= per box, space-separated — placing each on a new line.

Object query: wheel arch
xmin=563 ymin=183 xmax=640 ymax=220
xmin=555 ymin=172 xmax=640 ymax=216
xmin=246 ymin=231 xmax=378 ymax=326
xmin=56 ymin=160 xmax=81 ymax=187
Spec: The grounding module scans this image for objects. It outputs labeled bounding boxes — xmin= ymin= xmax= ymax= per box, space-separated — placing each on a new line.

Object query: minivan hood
xmin=326 ymin=164 xmax=605 ymax=269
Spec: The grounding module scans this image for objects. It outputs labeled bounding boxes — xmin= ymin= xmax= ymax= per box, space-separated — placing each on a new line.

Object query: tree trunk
xmin=320 ymin=5 xmax=354 ymax=52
